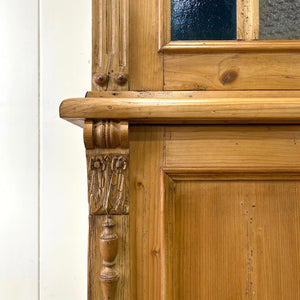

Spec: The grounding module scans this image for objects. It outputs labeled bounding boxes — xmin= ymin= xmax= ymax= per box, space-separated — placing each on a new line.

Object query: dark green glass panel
xmin=171 ymin=0 xmax=237 ymax=41
xmin=260 ymin=0 xmax=300 ymax=40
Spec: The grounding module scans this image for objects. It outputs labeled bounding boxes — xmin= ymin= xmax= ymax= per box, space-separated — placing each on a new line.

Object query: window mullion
xmin=237 ymin=0 xmax=259 ymax=40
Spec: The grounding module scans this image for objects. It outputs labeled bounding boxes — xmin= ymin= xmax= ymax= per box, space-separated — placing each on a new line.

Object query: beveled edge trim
xmin=162 ymin=167 xmax=300 ymax=181
xmin=159 ymin=40 xmax=300 ymax=53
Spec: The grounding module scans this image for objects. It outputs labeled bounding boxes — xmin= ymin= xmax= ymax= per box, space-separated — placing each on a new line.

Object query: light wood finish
xmin=158 ymin=0 xmax=170 ymax=49
xmin=128 ymin=125 xmax=300 ymax=300
xmin=129 ymin=126 xmax=165 ymax=300
xmin=160 ymin=40 xmax=300 ymax=53
xmin=92 ymin=0 xmax=129 ymax=90
xmin=60 ymin=92 xmax=300 ymax=127
xmin=62 ymin=0 xmax=300 ymax=298
xmin=161 ymin=171 xmax=176 ymax=300
xmin=86 ymin=151 xmax=129 ymax=215
xmin=89 ymin=215 xmax=129 ymax=300
xmin=86 ymin=90 xmax=300 ymax=99
xmin=237 ymin=0 xmax=259 ymax=40
xmin=99 ymin=216 xmax=120 ymax=300
xmin=84 ymin=120 xmax=129 ymax=149
xmin=85 ymin=119 xmax=129 ymax=299
xmin=164 ymin=53 xmax=300 ymax=90
xmin=165 ymin=179 xmax=300 ymax=299
xmin=129 ymin=0 xmax=163 ymax=90
xmin=165 ymin=125 xmax=300 ymax=168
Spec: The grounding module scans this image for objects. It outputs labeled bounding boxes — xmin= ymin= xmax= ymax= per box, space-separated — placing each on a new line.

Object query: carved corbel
xmin=84 ymin=120 xmax=129 ymax=215
xmin=84 ymin=119 xmax=129 ymax=300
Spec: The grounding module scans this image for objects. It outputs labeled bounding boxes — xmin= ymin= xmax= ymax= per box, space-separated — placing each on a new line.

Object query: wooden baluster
xmin=99 ymin=215 xmax=120 ymax=300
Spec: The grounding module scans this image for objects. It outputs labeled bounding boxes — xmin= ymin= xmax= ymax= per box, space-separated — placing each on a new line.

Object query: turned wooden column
xmin=84 ymin=120 xmax=129 ymax=300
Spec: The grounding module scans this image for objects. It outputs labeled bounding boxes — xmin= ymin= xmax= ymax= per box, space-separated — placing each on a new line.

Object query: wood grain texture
xmin=237 ymin=0 xmax=259 ymax=40
xmin=88 ymin=215 xmax=129 ymax=300
xmin=129 ymin=0 xmax=163 ymax=90
xmin=161 ymin=171 xmax=176 ymax=300
xmin=92 ymin=0 xmax=129 ymax=91
xmin=166 ymin=125 xmax=300 ymax=168
xmin=86 ymin=90 xmax=300 ymax=99
xmin=99 ymin=216 xmax=120 ymax=300
xmin=60 ymin=93 xmax=300 ymax=127
xmin=129 ymin=126 xmax=165 ymax=300
xmin=167 ymin=180 xmax=300 ymax=299
xmin=84 ymin=120 xmax=129 ymax=150
xmin=164 ymin=53 xmax=300 ymax=90
xmin=160 ymin=40 xmax=300 ymax=53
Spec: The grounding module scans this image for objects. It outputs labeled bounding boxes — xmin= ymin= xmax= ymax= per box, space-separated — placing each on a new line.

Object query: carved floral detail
xmin=88 ymin=154 xmax=129 ymax=215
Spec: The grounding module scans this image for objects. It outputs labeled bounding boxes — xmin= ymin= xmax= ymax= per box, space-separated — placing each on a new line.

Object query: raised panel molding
xmin=161 ymin=167 xmax=300 ymax=299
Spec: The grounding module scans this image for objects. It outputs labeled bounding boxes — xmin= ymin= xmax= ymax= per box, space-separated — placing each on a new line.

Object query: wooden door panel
xmin=163 ymin=178 xmax=300 ymax=300
xmin=130 ymin=125 xmax=300 ymax=300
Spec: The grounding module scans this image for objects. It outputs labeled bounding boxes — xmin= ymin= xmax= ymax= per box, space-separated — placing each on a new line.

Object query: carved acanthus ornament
xmin=84 ymin=120 xmax=129 ymax=215
xmin=88 ymin=154 xmax=129 ymax=214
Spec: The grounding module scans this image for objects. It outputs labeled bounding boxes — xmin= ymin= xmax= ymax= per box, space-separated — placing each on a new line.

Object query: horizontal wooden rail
xmin=159 ymin=41 xmax=300 ymax=53
xmin=60 ymin=91 xmax=300 ymax=126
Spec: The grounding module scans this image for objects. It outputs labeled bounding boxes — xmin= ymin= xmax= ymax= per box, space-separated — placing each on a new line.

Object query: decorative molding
xmin=87 ymin=153 xmax=129 ymax=215
xmin=84 ymin=119 xmax=129 ymax=298
xmin=92 ymin=0 xmax=129 ymax=90
xmin=99 ymin=216 xmax=120 ymax=300
xmin=84 ymin=120 xmax=129 ymax=150
xmin=61 ymin=94 xmax=300 ymax=126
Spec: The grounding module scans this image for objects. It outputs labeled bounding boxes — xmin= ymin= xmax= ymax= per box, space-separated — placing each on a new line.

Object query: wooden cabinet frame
xmin=60 ymin=0 xmax=300 ymax=298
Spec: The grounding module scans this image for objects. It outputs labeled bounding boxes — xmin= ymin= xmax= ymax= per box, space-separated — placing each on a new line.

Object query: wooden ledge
xmin=59 ymin=91 xmax=300 ymax=127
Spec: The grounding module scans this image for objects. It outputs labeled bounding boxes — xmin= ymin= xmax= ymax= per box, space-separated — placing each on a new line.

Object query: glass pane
xmin=171 ymin=0 xmax=237 ymax=41
xmin=260 ymin=0 xmax=300 ymax=40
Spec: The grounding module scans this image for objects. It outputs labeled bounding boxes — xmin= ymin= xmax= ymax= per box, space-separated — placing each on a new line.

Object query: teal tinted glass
xmin=260 ymin=0 xmax=300 ymax=40
xmin=171 ymin=0 xmax=237 ymax=40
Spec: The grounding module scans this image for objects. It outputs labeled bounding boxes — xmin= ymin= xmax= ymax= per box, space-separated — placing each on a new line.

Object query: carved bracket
xmin=84 ymin=120 xmax=128 ymax=299
xmin=85 ymin=120 xmax=129 ymax=215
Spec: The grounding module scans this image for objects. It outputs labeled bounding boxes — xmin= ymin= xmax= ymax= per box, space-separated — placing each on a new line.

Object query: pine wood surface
xmin=237 ymin=0 xmax=259 ymax=40
xmin=129 ymin=0 xmax=163 ymax=90
xmin=60 ymin=92 xmax=300 ymax=127
xmin=159 ymin=40 xmax=300 ymax=53
xmin=165 ymin=125 xmax=300 ymax=168
xmin=129 ymin=126 xmax=165 ymax=300
xmin=129 ymin=125 xmax=300 ymax=299
xmin=92 ymin=0 xmax=129 ymax=91
xmin=164 ymin=53 xmax=300 ymax=91
xmin=88 ymin=215 xmax=130 ymax=300
xmin=85 ymin=90 xmax=300 ymax=99
xmin=171 ymin=180 xmax=300 ymax=299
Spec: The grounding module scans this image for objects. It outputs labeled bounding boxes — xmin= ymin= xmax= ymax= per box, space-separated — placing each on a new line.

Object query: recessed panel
xmin=260 ymin=0 xmax=300 ymax=40
xmin=171 ymin=0 xmax=237 ymax=40
xmin=167 ymin=180 xmax=300 ymax=299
